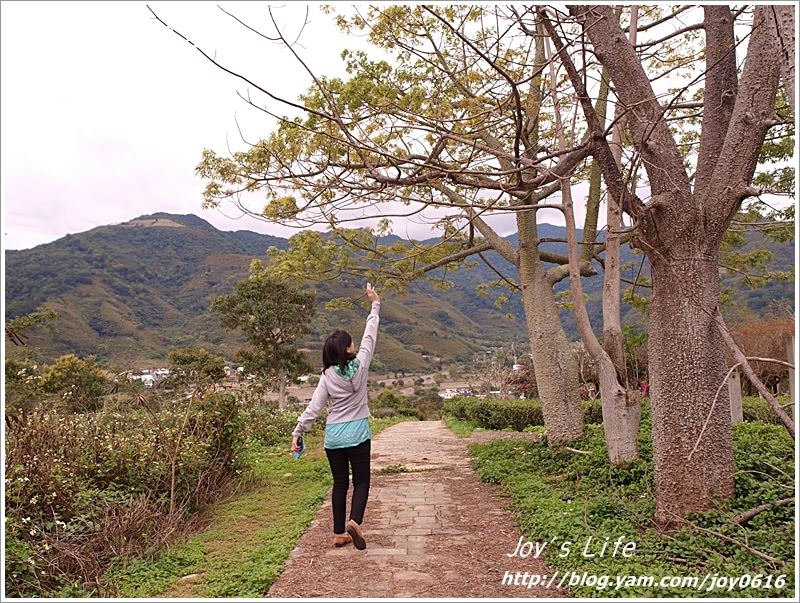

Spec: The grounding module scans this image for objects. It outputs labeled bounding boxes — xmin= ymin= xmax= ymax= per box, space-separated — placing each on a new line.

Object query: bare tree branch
xmin=566 ymin=5 xmax=690 ymax=199
xmin=432 ymin=182 xmax=519 ymax=266
xmin=732 ymin=498 xmax=794 ymax=525
xmin=625 ymin=6 xmax=692 ymax=32
xmin=695 ymin=6 xmax=738 ymax=197
xmin=147 ymin=5 xmax=328 ymax=121
xmin=538 ymin=8 xmax=645 ymax=218
xmin=408 ymin=242 xmax=493 ymax=278
xmin=704 ymin=6 xmax=782 ymax=234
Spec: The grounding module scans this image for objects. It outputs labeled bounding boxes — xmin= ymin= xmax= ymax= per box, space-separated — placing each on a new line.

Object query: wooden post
xmin=728 ymin=368 xmax=743 ymax=424
xmin=787 ymin=335 xmax=795 ymax=421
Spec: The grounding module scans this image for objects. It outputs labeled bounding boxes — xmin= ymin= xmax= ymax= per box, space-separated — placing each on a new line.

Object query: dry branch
xmin=563 ymin=446 xmax=592 ymax=455
xmin=668 ymin=512 xmax=782 ymax=566
xmin=732 ymin=498 xmax=794 ymax=526
xmin=714 ymin=310 xmax=795 ymax=438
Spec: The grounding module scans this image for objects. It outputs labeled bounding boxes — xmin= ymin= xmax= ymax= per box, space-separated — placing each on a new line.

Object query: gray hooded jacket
xmin=292 ymin=302 xmax=380 ymax=437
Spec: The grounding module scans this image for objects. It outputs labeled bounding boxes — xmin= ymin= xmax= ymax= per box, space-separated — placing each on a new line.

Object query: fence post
xmin=728 ymin=368 xmax=743 ymax=424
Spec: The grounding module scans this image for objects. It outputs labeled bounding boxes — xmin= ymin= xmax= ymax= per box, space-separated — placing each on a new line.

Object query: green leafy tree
xmin=38 ymin=354 xmax=108 ymax=412
xmin=168 ymin=347 xmax=226 ymax=389
xmin=188 ymin=6 xmax=605 ymax=445
xmin=5 ymin=307 xmax=59 ymax=411
xmin=153 ymin=4 xmax=794 ymax=520
xmin=159 ymin=5 xmax=737 ymax=449
xmin=211 ymin=262 xmax=315 ymax=408
xmin=375 ymin=388 xmax=405 ymax=410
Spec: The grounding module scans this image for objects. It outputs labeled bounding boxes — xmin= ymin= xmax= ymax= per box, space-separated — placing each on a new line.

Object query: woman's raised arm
xmin=356 ymin=283 xmax=380 ymax=368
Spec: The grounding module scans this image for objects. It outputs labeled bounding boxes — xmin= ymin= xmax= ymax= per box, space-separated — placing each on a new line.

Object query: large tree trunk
xmin=774 ymin=5 xmax=795 ymax=115
xmin=598 ymin=368 xmax=642 ymax=463
xmin=600 ymin=209 xmax=641 ymax=465
xmin=516 ymin=197 xmax=583 ymax=445
xmin=436 ymin=186 xmax=584 ymax=445
xmin=598 ymin=6 xmax=642 ymax=465
xmin=649 ymin=252 xmax=735 ymax=525
xmin=511 ymin=27 xmax=583 ymax=446
xmin=544 ymin=21 xmax=639 ymax=464
xmin=520 ymin=268 xmax=583 ymax=444
xmin=549 ymin=3 xmax=781 ymax=522
xmin=597 ymin=157 xmax=642 ymax=466
xmin=564 ymin=172 xmax=641 ymax=463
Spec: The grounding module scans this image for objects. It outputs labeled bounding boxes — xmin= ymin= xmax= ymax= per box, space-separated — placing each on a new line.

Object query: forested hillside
xmin=5 ymin=213 xmax=792 ymax=369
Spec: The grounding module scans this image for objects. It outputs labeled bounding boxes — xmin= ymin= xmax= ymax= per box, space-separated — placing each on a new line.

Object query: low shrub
xmin=105 ymin=414 xmax=414 ymax=597
xmin=445 ymin=396 xmax=784 ymax=432
xmin=406 ymin=387 xmax=447 ymax=420
xmin=6 ymin=353 xmax=109 ymax=413
xmin=742 ymin=396 xmax=789 ymax=424
xmin=372 ymin=388 xmax=441 ymax=420
xmin=375 ymin=388 xmax=405 ymax=409
xmin=444 ymin=396 xmax=604 ymax=431
xmin=372 ymin=406 xmax=400 ymax=419
xmin=4 ymin=391 xmax=244 ymax=597
xmin=240 ymin=406 xmax=324 ymax=447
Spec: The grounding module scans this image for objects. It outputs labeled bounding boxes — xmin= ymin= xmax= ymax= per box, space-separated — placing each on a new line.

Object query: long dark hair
xmin=323 ymin=330 xmax=355 ymax=374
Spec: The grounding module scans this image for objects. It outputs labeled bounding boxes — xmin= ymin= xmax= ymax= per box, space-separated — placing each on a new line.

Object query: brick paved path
xmin=267 ymin=421 xmax=560 ymax=598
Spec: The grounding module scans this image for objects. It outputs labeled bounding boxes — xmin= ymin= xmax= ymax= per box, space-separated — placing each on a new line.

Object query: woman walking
xmin=291 ymin=283 xmax=381 ymax=550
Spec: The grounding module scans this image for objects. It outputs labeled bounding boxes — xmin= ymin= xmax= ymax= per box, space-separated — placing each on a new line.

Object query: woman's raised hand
xmin=366 ymin=282 xmax=380 ymax=303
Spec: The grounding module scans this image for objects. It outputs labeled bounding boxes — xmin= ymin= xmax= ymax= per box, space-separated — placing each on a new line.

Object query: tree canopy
xmin=211 ymin=262 xmax=316 ymax=407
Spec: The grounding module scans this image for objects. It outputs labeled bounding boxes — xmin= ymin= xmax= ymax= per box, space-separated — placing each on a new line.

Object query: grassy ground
xmin=448 ymin=416 xmax=795 ymax=598
xmin=105 ymin=416 xmax=413 ymax=597
xmin=442 ymin=414 xmax=479 ymax=437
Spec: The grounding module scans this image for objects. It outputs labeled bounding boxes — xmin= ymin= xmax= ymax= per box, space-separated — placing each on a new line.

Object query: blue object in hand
xmin=294 ymin=436 xmax=304 ymax=460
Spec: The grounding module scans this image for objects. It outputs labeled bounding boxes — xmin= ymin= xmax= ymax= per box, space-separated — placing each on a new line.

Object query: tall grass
xmin=5 ymin=391 xmax=244 ymax=596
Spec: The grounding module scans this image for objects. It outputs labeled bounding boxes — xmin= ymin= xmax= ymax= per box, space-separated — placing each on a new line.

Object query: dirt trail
xmin=267 ymin=420 xmax=561 ymax=598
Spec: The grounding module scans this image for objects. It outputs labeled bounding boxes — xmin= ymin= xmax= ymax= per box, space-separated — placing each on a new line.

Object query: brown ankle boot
xmin=346 ymin=519 xmax=366 ymax=550
xmin=333 ymin=533 xmax=352 ymax=547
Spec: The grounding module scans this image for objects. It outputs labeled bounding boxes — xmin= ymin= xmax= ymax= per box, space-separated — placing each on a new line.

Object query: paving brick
xmin=412 ymin=516 xmax=438 ymax=527
xmin=267 ymin=420 xmax=559 ymax=598
xmin=364 ymin=547 xmax=408 ymax=556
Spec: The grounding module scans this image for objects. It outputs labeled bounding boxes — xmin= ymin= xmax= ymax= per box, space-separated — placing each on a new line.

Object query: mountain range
xmin=5 ymin=213 xmax=793 ymax=372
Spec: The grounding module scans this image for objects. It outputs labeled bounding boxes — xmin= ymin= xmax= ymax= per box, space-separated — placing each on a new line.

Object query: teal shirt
xmin=324 ymin=417 xmax=371 ymax=449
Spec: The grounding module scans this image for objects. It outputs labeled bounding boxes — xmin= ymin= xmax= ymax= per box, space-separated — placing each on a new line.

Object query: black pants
xmin=325 ymin=439 xmax=371 ymax=534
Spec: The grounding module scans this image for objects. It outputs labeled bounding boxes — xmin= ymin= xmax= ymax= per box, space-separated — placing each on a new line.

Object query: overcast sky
xmin=1 ymin=2 xmax=337 ymax=249
xmin=3 ymin=3 xmax=789 ymax=252
xmin=0 ymin=2 xmax=536 ymax=250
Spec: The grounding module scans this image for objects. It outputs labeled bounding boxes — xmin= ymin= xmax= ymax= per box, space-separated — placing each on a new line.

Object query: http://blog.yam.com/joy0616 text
xmin=501 ymin=535 xmax=789 ymax=595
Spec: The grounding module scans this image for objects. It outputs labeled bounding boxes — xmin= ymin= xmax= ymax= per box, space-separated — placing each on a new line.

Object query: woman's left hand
xmin=291 ymin=436 xmax=301 ymax=452
xmin=366 ymin=282 xmax=380 ymax=303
